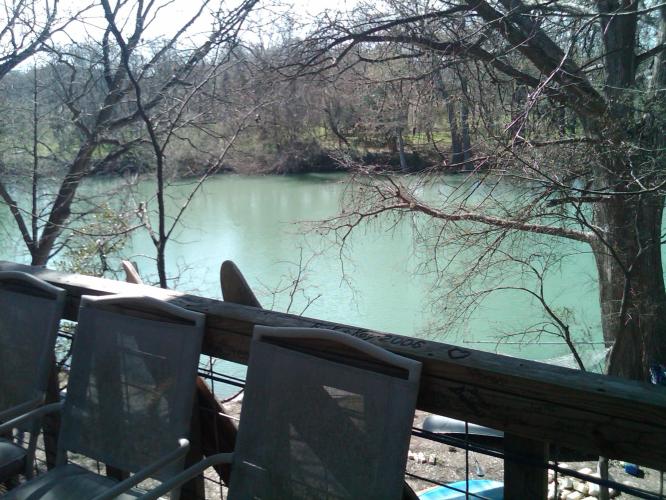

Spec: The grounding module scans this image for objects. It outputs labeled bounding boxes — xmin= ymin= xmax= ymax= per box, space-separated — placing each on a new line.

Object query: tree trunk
xmin=433 ymin=68 xmax=464 ymax=167
xmin=396 ymin=128 xmax=409 ymax=172
xmin=447 ymin=100 xmax=464 ymax=167
xmin=589 ymin=0 xmax=666 ymax=379
xmin=30 ymin=142 xmax=97 ymax=266
xmin=324 ymin=107 xmax=349 ymax=148
xmin=592 ymin=190 xmax=666 ymax=380
xmin=509 ymin=83 xmax=528 ymax=138
xmin=459 ymin=74 xmax=472 ymax=169
xmin=157 ymin=240 xmax=168 ymax=289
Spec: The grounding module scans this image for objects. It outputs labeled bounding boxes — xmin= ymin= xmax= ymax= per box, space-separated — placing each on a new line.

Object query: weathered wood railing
xmin=3 ymin=260 xmax=666 ymax=498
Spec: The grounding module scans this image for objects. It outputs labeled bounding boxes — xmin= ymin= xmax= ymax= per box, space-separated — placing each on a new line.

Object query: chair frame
xmin=0 ymin=271 xmax=65 ymax=480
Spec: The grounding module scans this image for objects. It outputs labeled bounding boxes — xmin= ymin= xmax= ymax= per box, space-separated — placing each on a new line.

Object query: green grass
xmin=404 ymin=130 xmax=452 ymax=147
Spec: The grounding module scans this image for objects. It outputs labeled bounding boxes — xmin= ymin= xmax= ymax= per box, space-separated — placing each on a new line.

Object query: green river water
xmin=0 ymin=173 xmax=605 ymax=370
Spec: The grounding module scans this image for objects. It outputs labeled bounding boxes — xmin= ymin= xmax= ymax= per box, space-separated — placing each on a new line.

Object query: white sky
xmin=4 ymin=0 xmax=358 ymax=72
xmin=53 ymin=0 xmax=353 ymax=46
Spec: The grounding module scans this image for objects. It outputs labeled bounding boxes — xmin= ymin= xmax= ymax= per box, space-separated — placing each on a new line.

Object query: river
xmin=0 ymin=172 xmax=606 ymax=370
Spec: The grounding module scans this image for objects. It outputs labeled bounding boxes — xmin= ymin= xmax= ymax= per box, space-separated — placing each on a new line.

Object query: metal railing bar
xmin=196 ymin=372 xmax=245 ymax=389
xmin=412 ymin=427 xmax=662 ymax=499
xmin=47 ymin=321 xmax=663 ymax=499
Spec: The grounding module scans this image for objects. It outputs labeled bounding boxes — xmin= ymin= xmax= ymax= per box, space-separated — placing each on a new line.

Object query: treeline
xmin=0 ymin=51 xmax=436 ymax=177
xmin=0 ymin=33 xmax=569 ymax=178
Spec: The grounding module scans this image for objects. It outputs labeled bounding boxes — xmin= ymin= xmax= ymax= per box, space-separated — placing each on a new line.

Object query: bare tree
xmin=294 ymin=0 xmax=666 ymax=380
xmin=0 ymin=0 xmax=73 ymax=79
xmin=101 ymin=0 xmax=258 ymax=288
xmin=0 ymin=0 xmax=257 ymax=271
xmin=0 ymin=0 xmax=91 ymax=264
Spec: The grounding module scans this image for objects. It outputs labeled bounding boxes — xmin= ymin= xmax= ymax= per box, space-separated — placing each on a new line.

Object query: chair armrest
xmin=91 ymin=439 xmax=191 ymax=500
xmin=138 ymin=452 xmax=234 ymax=500
xmin=0 ymin=397 xmax=43 ymax=423
xmin=0 ymin=401 xmax=63 ymax=434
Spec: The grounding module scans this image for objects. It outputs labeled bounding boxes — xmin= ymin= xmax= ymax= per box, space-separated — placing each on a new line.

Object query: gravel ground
xmin=404 ymin=410 xmax=504 ymax=494
xmin=403 ymin=410 xmax=664 ymax=499
xmin=210 ymin=397 xmax=663 ymax=499
xmin=5 ymin=397 xmax=663 ymax=499
xmin=200 ymin=401 xmax=505 ymax=499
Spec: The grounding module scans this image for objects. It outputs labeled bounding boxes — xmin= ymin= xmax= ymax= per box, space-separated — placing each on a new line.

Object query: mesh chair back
xmin=229 ymin=326 xmax=422 ymax=500
xmin=59 ymin=295 xmax=205 ymax=480
xmin=0 ymin=272 xmax=65 ymax=415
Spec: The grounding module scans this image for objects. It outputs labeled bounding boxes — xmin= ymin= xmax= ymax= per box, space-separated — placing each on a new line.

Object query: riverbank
xmin=76 ymin=141 xmax=478 ymax=179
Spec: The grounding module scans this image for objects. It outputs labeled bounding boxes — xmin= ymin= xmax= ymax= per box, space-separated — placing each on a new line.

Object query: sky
xmin=52 ymin=0 xmax=354 ymax=46
xmin=6 ymin=0 xmax=359 ymax=74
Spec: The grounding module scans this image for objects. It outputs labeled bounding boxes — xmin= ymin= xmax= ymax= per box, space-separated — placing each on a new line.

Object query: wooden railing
xmin=3 ymin=260 xmax=666 ymax=499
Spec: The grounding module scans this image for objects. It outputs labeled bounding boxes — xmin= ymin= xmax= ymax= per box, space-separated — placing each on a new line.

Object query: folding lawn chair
xmin=0 ymin=294 xmax=205 ymax=500
xmin=141 ymin=325 xmax=422 ymax=500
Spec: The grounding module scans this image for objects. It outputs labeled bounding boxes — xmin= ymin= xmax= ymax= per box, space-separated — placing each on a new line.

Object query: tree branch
xmin=0 ymin=177 xmax=34 ymax=252
xmin=392 ymin=184 xmax=595 ymax=243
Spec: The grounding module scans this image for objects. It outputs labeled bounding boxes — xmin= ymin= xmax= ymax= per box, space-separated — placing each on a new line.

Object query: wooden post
xmin=181 ymin=398 xmax=206 ymax=500
xmin=42 ymin=355 xmax=61 ymax=470
xmin=196 ymin=377 xmax=236 ymax=485
xmin=504 ymin=434 xmax=549 ymax=500
xmin=598 ymin=457 xmax=610 ymax=500
xmin=105 ymin=465 xmax=129 ymax=482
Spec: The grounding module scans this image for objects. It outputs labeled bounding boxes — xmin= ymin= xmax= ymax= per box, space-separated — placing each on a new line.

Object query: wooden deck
xmin=2 ymin=260 xmax=665 ymax=498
